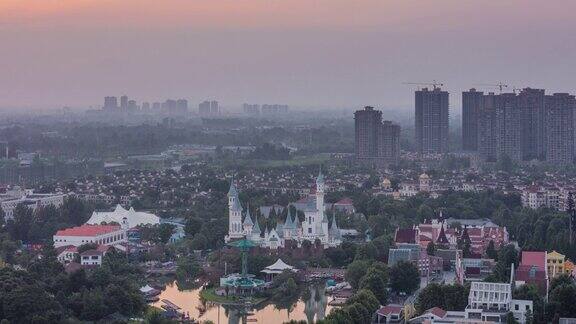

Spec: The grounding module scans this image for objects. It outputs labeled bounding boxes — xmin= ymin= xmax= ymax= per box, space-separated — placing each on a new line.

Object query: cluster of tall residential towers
xmin=354 ymin=86 xmax=576 ymax=166
xmin=463 ymin=88 xmax=576 ymax=165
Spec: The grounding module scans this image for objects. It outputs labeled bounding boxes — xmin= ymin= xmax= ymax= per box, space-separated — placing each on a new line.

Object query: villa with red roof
xmin=53 ymin=223 xmax=128 ymax=248
xmin=515 ymin=251 xmax=549 ymax=296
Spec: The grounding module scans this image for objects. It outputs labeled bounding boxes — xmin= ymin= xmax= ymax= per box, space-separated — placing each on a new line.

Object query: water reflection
xmin=152 ymin=282 xmax=333 ymax=324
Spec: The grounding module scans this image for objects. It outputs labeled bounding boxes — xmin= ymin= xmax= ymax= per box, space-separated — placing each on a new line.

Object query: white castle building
xmin=225 ymin=170 xmax=342 ymax=249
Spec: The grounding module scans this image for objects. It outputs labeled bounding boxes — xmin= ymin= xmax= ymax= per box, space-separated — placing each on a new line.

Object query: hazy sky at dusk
xmin=1 ymin=0 xmax=576 ymax=111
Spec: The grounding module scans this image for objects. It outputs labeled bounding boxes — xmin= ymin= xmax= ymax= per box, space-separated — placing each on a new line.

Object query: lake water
xmin=152 ymin=282 xmax=334 ymax=324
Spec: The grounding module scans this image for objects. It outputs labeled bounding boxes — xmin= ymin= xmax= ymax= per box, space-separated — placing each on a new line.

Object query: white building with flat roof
xmin=1 ymin=188 xmax=67 ymax=219
xmin=466 ymin=281 xmax=532 ymax=323
xmin=53 ymin=223 xmax=127 ymax=248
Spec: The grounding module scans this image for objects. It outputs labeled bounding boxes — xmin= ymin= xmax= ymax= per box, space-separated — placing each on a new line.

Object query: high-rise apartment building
xmin=210 ymin=101 xmax=219 ymax=114
xmin=518 ymin=88 xmax=546 ymax=161
xmin=355 ymin=106 xmax=382 ymax=159
xmin=496 ymin=93 xmax=522 ymax=161
xmin=545 ymin=93 xmax=575 ymax=165
xmin=261 ymin=104 xmax=289 ymax=114
xmin=415 ymin=87 xmax=449 ymax=154
xmin=199 ymin=101 xmax=211 ymax=115
xmin=103 ymin=96 xmax=118 ymax=110
xmin=378 ymin=121 xmax=401 ymax=164
xmin=127 ymin=100 xmax=138 ymax=111
xmin=462 ymin=89 xmax=483 ymax=151
xmin=120 ymin=95 xmax=128 ymax=110
xmin=478 ymin=92 xmax=498 ymax=162
xmin=354 ymin=106 xmax=401 ymax=166
xmin=176 ymin=99 xmax=188 ymax=114
xmin=243 ymin=104 xmax=260 ymax=114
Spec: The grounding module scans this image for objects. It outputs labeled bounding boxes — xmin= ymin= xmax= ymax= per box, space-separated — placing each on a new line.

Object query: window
xmin=515 ymin=305 xmax=519 ymax=311
xmin=308 ymin=228 xmax=312 ymax=234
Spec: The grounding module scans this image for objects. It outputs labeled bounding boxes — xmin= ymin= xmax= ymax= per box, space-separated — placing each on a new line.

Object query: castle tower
xmin=243 ymin=205 xmax=254 ymax=236
xmin=226 ymin=180 xmax=244 ymax=242
xmin=316 ymin=167 xmax=325 ymax=219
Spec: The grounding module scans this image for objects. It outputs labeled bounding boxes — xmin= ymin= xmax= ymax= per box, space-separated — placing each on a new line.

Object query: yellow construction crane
xmin=402 ymin=80 xmax=444 ymax=90
xmin=473 ymin=82 xmax=509 ymax=93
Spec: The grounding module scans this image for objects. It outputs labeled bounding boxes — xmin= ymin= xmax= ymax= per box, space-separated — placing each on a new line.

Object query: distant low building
xmin=0 ymin=187 xmax=67 ymax=220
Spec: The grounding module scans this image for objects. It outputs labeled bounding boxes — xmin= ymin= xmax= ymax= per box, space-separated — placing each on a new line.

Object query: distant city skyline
xmin=2 ymin=0 xmax=576 ymax=110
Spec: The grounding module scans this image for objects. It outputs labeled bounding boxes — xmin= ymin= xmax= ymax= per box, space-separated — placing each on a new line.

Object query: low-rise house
xmin=373 ymin=305 xmax=404 ymax=324
xmin=515 ymin=251 xmax=548 ymax=296
xmin=332 ymin=197 xmax=356 ymax=214
xmin=547 ymin=250 xmax=566 ymax=278
xmin=56 ymin=245 xmax=78 ymax=264
xmin=80 ymin=249 xmax=104 ymax=266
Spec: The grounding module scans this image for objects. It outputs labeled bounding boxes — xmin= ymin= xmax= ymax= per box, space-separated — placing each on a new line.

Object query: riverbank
xmin=151 ymin=281 xmax=333 ymax=323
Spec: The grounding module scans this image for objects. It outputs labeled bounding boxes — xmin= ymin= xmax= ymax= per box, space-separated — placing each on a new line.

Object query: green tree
xmin=184 ymin=217 xmax=203 ymax=237
xmin=389 ymin=261 xmax=420 ymax=294
xmin=486 ymin=240 xmax=498 ymax=260
xmin=0 ymin=207 xmax=5 ymax=227
xmin=359 ymin=268 xmax=389 ymax=304
xmin=157 ymin=223 xmax=175 ymax=244
xmin=506 ymin=312 xmax=519 ymax=324
xmin=345 ymin=260 xmax=370 ymax=289
xmin=417 ymin=283 xmax=444 ymax=313
xmin=426 ymin=241 xmax=436 ymax=256
xmin=487 ymin=244 xmax=518 ymax=282
xmin=549 ymin=282 xmax=576 ymax=318
xmin=346 ymin=289 xmax=380 ymax=314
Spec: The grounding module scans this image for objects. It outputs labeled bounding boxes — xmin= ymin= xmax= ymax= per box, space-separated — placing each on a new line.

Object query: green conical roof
xmin=227 ymin=238 xmax=258 ymax=249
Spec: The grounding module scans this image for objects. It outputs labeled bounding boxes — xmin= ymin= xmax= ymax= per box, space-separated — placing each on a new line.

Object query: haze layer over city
xmin=2 ymin=0 xmax=576 ymax=111
xmin=2 ymin=1 xmax=576 ymax=324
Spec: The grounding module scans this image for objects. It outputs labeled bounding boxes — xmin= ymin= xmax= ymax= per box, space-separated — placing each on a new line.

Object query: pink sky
xmin=1 ymin=0 xmax=576 ymax=110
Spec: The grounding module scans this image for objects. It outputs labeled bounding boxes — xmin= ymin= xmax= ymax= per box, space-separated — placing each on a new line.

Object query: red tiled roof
xmin=521 ymin=251 xmax=546 ymax=269
xmin=467 ymin=228 xmax=482 ymax=237
xmin=515 ymin=264 xmax=548 ymax=294
xmin=426 ymin=307 xmax=447 ymax=318
xmin=395 ymin=229 xmax=417 ymax=244
xmin=80 ymin=249 xmax=103 ymax=256
xmin=56 ymin=245 xmax=78 ymax=254
xmin=377 ymin=305 xmax=403 ymax=316
xmin=335 ymin=197 xmax=353 ymax=205
xmin=55 ymin=224 xmax=121 ymax=237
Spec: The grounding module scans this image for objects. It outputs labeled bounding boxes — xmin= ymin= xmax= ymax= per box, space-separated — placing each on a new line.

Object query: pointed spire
xmin=330 ymin=214 xmax=339 ymax=230
xmin=252 ymin=212 xmax=261 ymax=236
xmin=228 ymin=177 xmax=238 ymax=197
xmin=437 ymin=222 xmax=449 ymax=244
xmin=329 ymin=214 xmax=342 ymax=241
xmin=243 ymin=204 xmax=254 ymax=226
xmin=316 ymin=165 xmax=324 ymax=184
